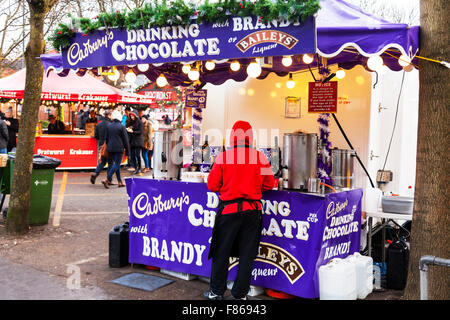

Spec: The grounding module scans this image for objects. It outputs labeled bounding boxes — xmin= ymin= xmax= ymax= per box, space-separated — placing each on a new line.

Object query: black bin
xmin=109 ymin=222 xmax=129 ymax=268
xmin=386 ymin=239 xmax=409 ymax=290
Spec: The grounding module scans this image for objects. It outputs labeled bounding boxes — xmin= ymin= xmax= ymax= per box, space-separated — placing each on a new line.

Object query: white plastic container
xmin=319 ymin=258 xmax=357 ymax=300
xmin=345 ymin=253 xmax=373 ymax=299
xmin=363 ymin=187 xmax=382 ymax=212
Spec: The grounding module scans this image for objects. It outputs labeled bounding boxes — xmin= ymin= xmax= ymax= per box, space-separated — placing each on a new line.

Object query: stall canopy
xmin=41 ymin=0 xmax=419 ymax=87
xmin=0 ymin=68 xmax=154 ymax=105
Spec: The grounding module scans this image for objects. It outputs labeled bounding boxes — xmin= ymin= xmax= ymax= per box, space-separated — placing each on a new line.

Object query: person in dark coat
xmin=126 ymin=111 xmax=144 ymax=174
xmin=2 ymin=108 xmax=19 ymax=152
xmin=203 ymin=120 xmax=275 ymax=301
xmin=91 ymin=110 xmax=113 ymax=184
xmin=47 ymin=114 xmax=65 ymax=134
xmin=101 ymin=110 xmax=130 ymax=189
xmin=0 ymin=118 xmax=8 ymax=154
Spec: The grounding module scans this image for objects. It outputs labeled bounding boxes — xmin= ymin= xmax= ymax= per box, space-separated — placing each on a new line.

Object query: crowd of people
xmin=90 ymin=106 xmax=155 ymax=189
xmin=0 ymin=107 xmax=19 ymax=154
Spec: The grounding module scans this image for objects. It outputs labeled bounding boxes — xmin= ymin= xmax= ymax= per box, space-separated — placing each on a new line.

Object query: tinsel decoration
xmin=49 ymin=0 xmax=321 ymax=50
xmin=192 ymin=107 xmax=203 ymax=164
xmin=317 ymin=113 xmax=333 ymax=186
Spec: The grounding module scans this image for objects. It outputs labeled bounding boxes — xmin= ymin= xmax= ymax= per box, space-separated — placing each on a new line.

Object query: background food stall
xmin=0 ymin=68 xmax=154 ymax=169
xmin=43 ymin=0 xmax=418 ymax=298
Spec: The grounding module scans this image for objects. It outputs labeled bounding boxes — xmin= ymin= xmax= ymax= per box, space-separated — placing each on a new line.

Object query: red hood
xmin=229 ymin=120 xmax=253 ymax=147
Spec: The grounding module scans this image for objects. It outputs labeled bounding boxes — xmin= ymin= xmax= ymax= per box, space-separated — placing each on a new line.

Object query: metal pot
xmin=331 ymin=148 xmax=356 ymax=189
xmin=153 ymin=129 xmax=183 ymax=180
xmin=282 ymin=133 xmax=318 ymax=190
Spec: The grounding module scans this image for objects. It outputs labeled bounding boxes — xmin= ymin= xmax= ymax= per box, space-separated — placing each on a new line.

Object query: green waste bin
xmin=0 ymin=154 xmax=61 ymax=226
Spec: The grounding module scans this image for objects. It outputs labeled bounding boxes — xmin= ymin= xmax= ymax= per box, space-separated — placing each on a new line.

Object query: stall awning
xmin=0 ymin=68 xmax=154 ymax=105
xmin=40 ymin=0 xmax=419 ymax=87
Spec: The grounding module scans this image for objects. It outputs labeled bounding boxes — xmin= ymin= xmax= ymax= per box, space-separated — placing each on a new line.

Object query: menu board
xmin=308 ymin=81 xmax=338 ymax=113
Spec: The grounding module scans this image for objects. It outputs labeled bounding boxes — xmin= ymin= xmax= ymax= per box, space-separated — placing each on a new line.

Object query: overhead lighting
xmin=336 ymin=68 xmax=346 ymax=79
xmin=137 ymin=64 xmax=149 ymax=72
xmin=286 ymin=73 xmax=295 ymax=89
xmin=188 ymin=67 xmax=200 ymax=81
xmin=246 ymin=60 xmax=262 ymax=78
xmin=302 ymin=54 xmax=314 ymax=64
xmin=230 ymin=60 xmax=241 ymax=72
xmin=281 ymin=56 xmax=293 ymax=67
xmin=367 ymin=55 xmax=384 ymax=71
xmin=398 ymin=54 xmax=411 ymax=67
xmin=107 ymin=69 xmax=120 ymax=81
xmin=205 ymin=60 xmax=215 ymax=71
xmin=182 ymin=64 xmax=191 ymax=74
xmin=156 ymin=74 xmax=168 ymax=87
xmin=125 ymin=70 xmax=137 ymax=83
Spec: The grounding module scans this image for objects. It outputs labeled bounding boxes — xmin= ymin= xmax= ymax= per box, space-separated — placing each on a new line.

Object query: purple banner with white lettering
xmin=61 ymin=15 xmax=316 ymax=69
xmin=126 ymin=178 xmax=362 ymax=299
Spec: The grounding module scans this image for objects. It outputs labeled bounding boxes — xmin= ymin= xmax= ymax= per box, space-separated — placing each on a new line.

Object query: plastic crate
xmin=381 ymin=196 xmax=414 ymax=214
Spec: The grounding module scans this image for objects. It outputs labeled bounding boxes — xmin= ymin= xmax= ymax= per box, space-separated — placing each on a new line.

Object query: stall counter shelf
xmin=34 ymin=134 xmax=98 ymax=170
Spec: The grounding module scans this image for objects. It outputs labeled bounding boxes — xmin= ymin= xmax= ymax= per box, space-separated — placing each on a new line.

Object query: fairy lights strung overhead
xmin=156 ymin=74 xmax=168 ymax=87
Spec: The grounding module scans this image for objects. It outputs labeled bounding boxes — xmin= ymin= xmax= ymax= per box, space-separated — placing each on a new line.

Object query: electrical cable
xmin=381 ymin=70 xmax=406 ymax=172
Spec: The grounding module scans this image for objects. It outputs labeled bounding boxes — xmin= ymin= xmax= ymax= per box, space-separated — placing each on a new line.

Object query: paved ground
xmin=0 ymin=169 xmax=404 ymax=301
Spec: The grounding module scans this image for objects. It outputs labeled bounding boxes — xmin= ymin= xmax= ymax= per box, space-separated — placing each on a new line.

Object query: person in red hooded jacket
xmin=203 ymin=120 xmax=275 ymax=300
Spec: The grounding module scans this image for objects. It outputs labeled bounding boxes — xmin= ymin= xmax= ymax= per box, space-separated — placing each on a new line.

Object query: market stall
xmin=42 ymin=0 xmax=419 ymax=298
xmin=0 ymin=68 xmax=154 ymax=169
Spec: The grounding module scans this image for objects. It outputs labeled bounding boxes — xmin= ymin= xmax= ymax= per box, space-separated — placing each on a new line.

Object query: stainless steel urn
xmin=153 ymin=129 xmax=183 ymax=180
xmin=331 ymin=148 xmax=356 ymax=189
xmin=282 ymin=133 xmax=318 ymax=190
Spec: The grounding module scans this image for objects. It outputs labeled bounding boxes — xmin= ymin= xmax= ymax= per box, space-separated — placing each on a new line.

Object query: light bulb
xmin=188 ymin=68 xmax=200 ymax=81
xmin=246 ymin=60 xmax=262 ymax=78
xmin=367 ymin=55 xmax=384 ymax=71
xmin=398 ymin=54 xmax=411 ymax=67
xmin=205 ymin=60 xmax=215 ymax=71
xmin=125 ymin=70 xmax=137 ymax=83
xmin=137 ymin=64 xmax=149 ymax=72
xmin=282 ymin=56 xmax=293 ymax=67
xmin=182 ymin=64 xmax=191 ymax=74
xmin=230 ymin=60 xmax=241 ymax=72
xmin=286 ymin=73 xmax=295 ymax=89
xmin=107 ymin=69 xmax=120 ymax=81
xmin=336 ymin=68 xmax=346 ymax=79
xmin=302 ymin=54 xmax=314 ymax=64
xmin=156 ymin=74 xmax=168 ymax=87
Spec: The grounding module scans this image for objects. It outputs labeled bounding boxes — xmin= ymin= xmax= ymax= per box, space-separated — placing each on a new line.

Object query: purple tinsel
xmin=317 ymin=113 xmax=334 ymax=186
xmin=192 ymin=107 xmax=203 ymax=164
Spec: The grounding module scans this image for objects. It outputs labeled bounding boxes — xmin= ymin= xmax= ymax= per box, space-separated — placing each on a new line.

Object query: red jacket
xmin=207 ymin=121 xmax=275 ymax=214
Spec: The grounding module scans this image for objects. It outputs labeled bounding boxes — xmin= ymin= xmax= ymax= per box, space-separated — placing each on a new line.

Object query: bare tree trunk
xmin=403 ymin=0 xmax=450 ymax=300
xmin=6 ymin=0 xmax=58 ymax=235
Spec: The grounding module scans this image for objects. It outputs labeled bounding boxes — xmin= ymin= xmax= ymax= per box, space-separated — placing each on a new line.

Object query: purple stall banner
xmin=185 ymin=89 xmax=207 ymax=108
xmin=61 ymin=15 xmax=316 ymax=69
xmin=126 ymin=178 xmax=362 ymax=299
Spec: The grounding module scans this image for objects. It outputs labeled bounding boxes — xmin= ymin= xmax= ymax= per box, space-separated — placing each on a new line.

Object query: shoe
xmin=118 ymin=181 xmax=125 ymax=188
xmin=127 ymin=167 xmax=135 ymax=172
xmin=232 ymin=295 xmax=248 ymax=300
xmin=203 ymin=290 xmax=223 ymax=300
xmin=101 ymin=179 xmax=110 ymax=189
xmin=142 ymin=168 xmax=149 ymax=173
xmin=109 ymin=181 xmax=117 ymax=185
xmin=90 ymin=174 xmax=98 ymax=184
xmin=133 ymin=169 xmax=141 ymax=174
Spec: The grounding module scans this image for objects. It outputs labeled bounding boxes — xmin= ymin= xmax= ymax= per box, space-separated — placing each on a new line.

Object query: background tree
xmin=403 ymin=0 xmax=449 ymax=300
xmin=6 ymin=0 xmax=59 ymax=234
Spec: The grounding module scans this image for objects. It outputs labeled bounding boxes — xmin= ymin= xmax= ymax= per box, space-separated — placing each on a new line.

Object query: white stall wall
xmin=201 ymin=65 xmax=373 ymax=190
xmin=367 ymin=68 xmax=419 ymax=197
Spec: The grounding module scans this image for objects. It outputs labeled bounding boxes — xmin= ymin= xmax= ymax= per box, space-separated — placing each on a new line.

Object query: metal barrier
xmin=419 ymin=255 xmax=450 ymax=300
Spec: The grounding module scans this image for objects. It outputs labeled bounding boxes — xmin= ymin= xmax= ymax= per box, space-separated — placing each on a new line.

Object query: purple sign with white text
xmin=61 ymin=15 xmax=316 ymax=69
xmin=126 ymin=178 xmax=362 ymax=298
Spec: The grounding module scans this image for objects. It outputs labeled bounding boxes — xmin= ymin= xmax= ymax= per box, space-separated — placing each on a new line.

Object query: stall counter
xmin=126 ymin=178 xmax=363 ymax=299
xmin=34 ymin=134 xmax=98 ymax=170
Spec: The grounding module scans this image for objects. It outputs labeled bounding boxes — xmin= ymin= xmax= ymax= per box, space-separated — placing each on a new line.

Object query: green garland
xmin=49 ymin=0 xmax=320 ymax=50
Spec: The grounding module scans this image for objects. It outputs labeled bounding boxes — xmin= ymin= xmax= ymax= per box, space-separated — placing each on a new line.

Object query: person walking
xmin=203 ymin=120 xmax=275 ymax=301
xmin=91 ymin=110 xmax=113 ymax=184
xmin=138 ymin=110 xmax=153 ymax=173
xmin=127 ymin=111 xmax=144 ymax=174
xmin=1 ymin=108 xmax=19 ymax=153
xmin=0 ymin=118 xmax=8 ymax=154
xmin=101 ymin=110 xmax=130 ymax=189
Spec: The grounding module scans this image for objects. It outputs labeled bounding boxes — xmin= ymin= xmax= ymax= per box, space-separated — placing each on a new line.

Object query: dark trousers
xmin=131 ymin=147 xmax=141 ymax=170
xmin=94 ymin=156 xmax=113 ymax=175
xmin=107 ymin=152 xmax=123 ymax=182
xmin=210 ymin=211 xmax=261 ymax=298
